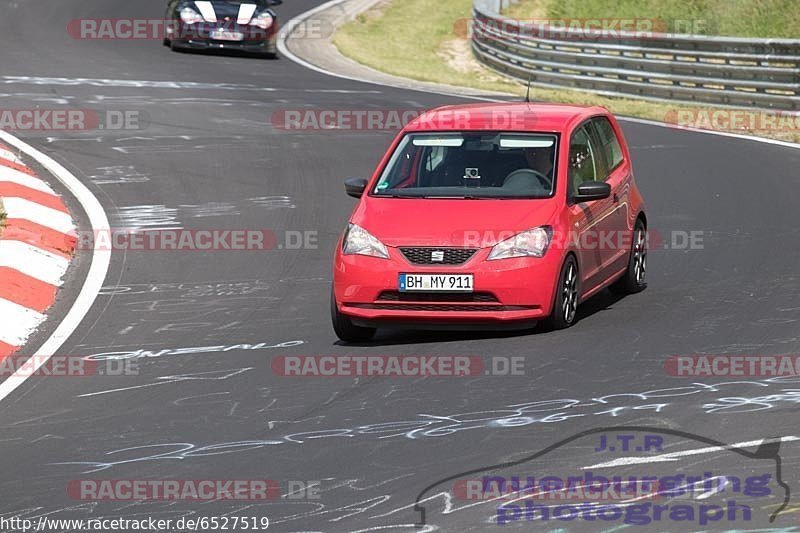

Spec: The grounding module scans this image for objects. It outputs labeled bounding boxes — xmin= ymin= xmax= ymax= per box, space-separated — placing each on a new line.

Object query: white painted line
xmin=0 ymin=241 xmax=70 ymax=286
xmin=0 ymin=298 xmax=46 ymax=347
xmin=585 ymin=436 xmax=800 ymax=469
xmin=2 ymin=197 xmax=75 ymax=234
xmin=0 ymin=165 xmax=56 ymax=194
xmin=278 ymin=0 xmax=800 ymax=152
xmin=0 ymin=130 xmax=111 ymax=403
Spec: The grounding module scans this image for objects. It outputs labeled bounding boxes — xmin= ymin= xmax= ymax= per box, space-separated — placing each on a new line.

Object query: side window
xmin=591 ymin=117 xmax=624 ymax=175
xmin=568 ymin=126 xmax=598 ymax=197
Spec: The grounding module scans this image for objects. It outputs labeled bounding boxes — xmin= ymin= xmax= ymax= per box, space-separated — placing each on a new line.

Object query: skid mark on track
xmin=0 ymin=92 xmax=72 ymax=104
xmin=248 ymin=196 xmax=296 ymax=209
xmin=77 ymin=367 xmax=253 ymax=398
xmin=112 ymin=143 xmax=250 ymax=154
xmin=112 ymin=205 xmax=181 ymax=230
xmin=89 ymin=166 xmax=150 ymax=185
xmin=111 ymin=201 xmax=258 ymax=230
xmin=99 ymin=280 xmax=273 ymax=297
xmin=2 ymin=76 xmax=384 ymax=94
xmin=50 ymin=378 xmax=800 ymax=475
xmin=80 ymin=339 xmax=304 ymax=363
xmin=90 ymin=280 xmax=288 ymax=339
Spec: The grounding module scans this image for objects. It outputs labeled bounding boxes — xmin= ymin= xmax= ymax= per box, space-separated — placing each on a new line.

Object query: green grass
xmin=334 ymin=0 xmax=521 ymax=94
xmin=334 ymin=0 xmax=800 ymax=143
xmin=504 ymin=0 xmax=800 ymax=38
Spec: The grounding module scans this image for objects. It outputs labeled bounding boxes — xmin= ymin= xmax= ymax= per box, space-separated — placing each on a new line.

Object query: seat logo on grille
xmin=431 ymin=250 xmax=445 ymax=262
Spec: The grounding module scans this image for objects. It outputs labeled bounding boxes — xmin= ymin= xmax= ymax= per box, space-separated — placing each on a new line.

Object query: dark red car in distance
xmin=332 ymin=103 xmax=647 ymax=342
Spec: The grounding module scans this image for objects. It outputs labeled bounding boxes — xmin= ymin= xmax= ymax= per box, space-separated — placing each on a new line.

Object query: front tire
xmin=542 ymin=255 xmax=579 ymax=330
xmin=331 ymin=289 xmax=376 ymax=342
xmin=610 ymin=219 xmax=648 ymax=295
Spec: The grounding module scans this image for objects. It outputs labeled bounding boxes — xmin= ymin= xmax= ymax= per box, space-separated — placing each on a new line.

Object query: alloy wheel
xmin=562 ymin=262 xmax=578 ymax=323
xmin=633 ymin=228 xmax=647 ymax=286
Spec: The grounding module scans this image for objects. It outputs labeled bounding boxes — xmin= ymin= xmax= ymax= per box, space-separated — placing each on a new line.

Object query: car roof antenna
xmin=524 ymin=77 xmax=532 ymax=103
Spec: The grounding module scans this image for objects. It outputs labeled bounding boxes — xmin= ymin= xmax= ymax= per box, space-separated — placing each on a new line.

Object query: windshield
xmin=372 ymin=132 xmax=558 ymax=199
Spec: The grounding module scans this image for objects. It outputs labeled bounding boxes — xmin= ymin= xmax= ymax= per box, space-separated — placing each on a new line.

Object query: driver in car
xmin=502 ymin=145 xmax=554 ymax=191
xmin=524 ymin=145 xmax=554 ymax=179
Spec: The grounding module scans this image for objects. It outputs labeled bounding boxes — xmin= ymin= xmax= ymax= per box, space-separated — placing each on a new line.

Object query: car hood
xmin=191 ymin=0 xmax=270 ymax=19
xmin=351 ymin=197 xmax=560 ymax=248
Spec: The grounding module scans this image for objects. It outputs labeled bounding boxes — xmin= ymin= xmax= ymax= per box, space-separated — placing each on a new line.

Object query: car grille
xmin=399 ymin=247 xmax=477 ymax=265
xmin=377 ymin=291 xmax=498 ymax=303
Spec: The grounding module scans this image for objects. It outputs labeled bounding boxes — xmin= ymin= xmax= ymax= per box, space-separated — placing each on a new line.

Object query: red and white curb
xmin=0 ymin=143 xmax=76 ymax=358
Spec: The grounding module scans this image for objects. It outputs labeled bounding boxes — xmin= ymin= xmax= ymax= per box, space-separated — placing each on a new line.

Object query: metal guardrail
xmin=471 ymin=0 xmax=800 ymax=109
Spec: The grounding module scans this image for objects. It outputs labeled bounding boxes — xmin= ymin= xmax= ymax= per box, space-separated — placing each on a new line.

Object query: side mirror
xmin=573 ymin=181 xmax=611 ymax=203
xmin=344 ymin=178 xmax=368 ymax=199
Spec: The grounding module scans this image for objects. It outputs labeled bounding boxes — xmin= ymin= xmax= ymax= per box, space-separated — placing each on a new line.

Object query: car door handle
xmin=612 ymin=193 xmax=619 ymax=203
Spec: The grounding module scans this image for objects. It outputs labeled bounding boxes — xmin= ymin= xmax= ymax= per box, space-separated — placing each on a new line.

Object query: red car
xmin=331 ymin=103 xmax=647 ymax=342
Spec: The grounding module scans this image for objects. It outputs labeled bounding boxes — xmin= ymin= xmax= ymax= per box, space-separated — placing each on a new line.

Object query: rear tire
xmin=610 ymin=219 xmax=648 ymax=295
xmin=331 ymin=289 xmax=376 ymax=342
xmin=542 ymin=255 xmax=579 ymax=330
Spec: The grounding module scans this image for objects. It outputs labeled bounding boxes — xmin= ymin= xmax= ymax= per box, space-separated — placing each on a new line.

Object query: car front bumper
xmin=168 ymin=22 xmax=277 ymax=53
xmin=333 ymin=245 xmax=562 ymax=328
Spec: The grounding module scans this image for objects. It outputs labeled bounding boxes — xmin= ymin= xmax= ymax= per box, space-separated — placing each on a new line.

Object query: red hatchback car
xmin=331 ymin=103 xmax=647 ymax=342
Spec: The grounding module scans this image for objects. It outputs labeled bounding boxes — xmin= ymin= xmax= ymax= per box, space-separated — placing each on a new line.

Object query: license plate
xmin=211 ymin=29 xmax=244 ymax=41
xmin=399 ymin=274 xmax=473 ymax=292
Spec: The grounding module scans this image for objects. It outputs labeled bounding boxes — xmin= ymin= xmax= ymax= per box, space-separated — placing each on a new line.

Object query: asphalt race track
xmin=2 ymin=0 xmax=800 ymax=531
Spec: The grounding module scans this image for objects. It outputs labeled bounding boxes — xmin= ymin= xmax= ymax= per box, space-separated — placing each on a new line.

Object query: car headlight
xmin=250 ymin=12 xmax=274 ymax=29
xmin=179 ymin=7 xmax=204 ymax=24
xmin=487 ymin=226 xmax=552 ymax=260
xmin=343 ymin=224 xmax=389 ymax=259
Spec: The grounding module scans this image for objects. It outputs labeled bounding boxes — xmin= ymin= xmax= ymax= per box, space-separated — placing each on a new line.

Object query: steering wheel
xmin=503 ymin=169 xmax=552 ymax=191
